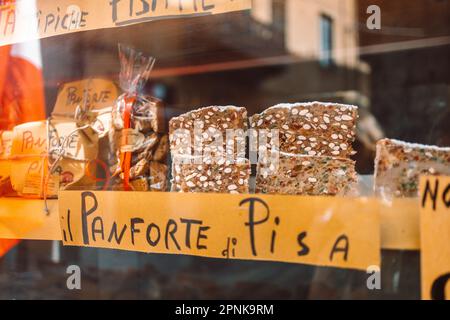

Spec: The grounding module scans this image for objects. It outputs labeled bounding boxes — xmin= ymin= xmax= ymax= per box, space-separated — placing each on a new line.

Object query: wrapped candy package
xmin=109 ymin=45 xmax=168 ymax=191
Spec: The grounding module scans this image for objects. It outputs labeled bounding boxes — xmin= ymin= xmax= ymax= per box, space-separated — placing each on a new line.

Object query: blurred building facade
xmin=253 ymin=0 xmax=360 ymax=68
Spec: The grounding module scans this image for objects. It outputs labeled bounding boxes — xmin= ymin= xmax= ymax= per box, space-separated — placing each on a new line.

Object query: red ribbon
xmin=120 ymin=96 xmax=135 ymax=191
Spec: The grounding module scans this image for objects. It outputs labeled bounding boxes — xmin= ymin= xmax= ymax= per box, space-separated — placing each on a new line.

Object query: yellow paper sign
xmin=0 ymin=198 xmax=60 ymax=240
xmin=420 ymin=175 xmax=450 ymax=300
xmin=0 ymin=0 xmax=252 ymax=46
xmin=59 ymin=191 xmax=380 ymax=270
xmin=380 ymin=198 xmax=420 ymax=250
xmin=52 ymin=78 xmax=119 ymax=117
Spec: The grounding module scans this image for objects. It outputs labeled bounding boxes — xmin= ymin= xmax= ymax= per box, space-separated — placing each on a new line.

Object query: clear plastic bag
xmin=110 ymin=45 xmax=168 ymax=191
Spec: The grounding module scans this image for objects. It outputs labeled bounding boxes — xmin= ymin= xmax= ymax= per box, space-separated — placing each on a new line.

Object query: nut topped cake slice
xmin=169 ymin=106 xmax=248 ymax=158
xmin=171 ymin=155 xmax=250 ymax=194
xmin=250 ymin=102 xmax=358 ymax=158
xmin=256 ymin=152 xmax=357 ymax=196
xmin=374 ymin=138 xmax=450 ymax=197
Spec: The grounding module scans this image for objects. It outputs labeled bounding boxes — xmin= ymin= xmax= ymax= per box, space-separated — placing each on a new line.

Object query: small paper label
xmin=52 ymin=79 xmax=119 ymax=117
xmin=22 ymin=171 xmax=59 ymax=196
xmin=120 ymin=128 xmax=145 ymax=153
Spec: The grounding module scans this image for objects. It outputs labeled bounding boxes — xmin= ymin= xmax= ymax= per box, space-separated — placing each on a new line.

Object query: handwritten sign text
xmin=59 ymin=191 xmax=380 ymax=270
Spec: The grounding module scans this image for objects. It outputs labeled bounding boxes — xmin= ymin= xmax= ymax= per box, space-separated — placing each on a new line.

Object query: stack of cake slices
xmin=169 ymin=106 xmax=250 ymax=194
xmin=250 ymin=102 xmax=358 ymax=196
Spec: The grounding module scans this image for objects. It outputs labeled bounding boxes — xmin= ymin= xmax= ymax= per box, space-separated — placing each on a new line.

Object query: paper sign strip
xmin=58 ymin=191 xmax=380 ymax=270
xmin=0 ymin=0 xmax=252 ymax=46
xmin=0 ymin=195 xmax=420 ymax=251
xmin=0 ymin=198 xmax=60 ymax=240
xmin=420 ymin=175 xmax=450 ymax=300
xmin=380 ymin=198 xmax=420 ymax=250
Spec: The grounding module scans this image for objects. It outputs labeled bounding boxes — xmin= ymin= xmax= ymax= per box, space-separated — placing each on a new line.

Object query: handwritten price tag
xmin=59 ymin=191 xmax=380 ymax=270
xmin=420 ymin=175 xmax=450 ymax=300
xmin=52 ymin=78 xmax=119 ymax=116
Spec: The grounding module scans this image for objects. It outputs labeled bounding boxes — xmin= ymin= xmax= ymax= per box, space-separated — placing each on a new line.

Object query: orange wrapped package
xmin=9 ymin=119 xmax=99 ymax=198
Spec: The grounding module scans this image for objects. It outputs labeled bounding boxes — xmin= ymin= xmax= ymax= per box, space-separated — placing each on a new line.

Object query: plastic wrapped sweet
xmin=171 ymin=155 xmax=250 ymax=194
xmin=169 ymin=105 xmax=248 ymax=159
xmin=252 ymin=102 xmax=358 ymax=196
xmin=250 ymin=102 xmax=358 ymax=157
xmin=374 ymin=138 xmax=450 ymax=198
xmin=256 ymin=152 xmax=357 ymax=196
xmin=169 ymin=106 xmax=249 ymax=193
xmin=9 ymin=119 xmax=98 ymax=198
xmin=109 ymin=44 xmax=168 ymax=191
